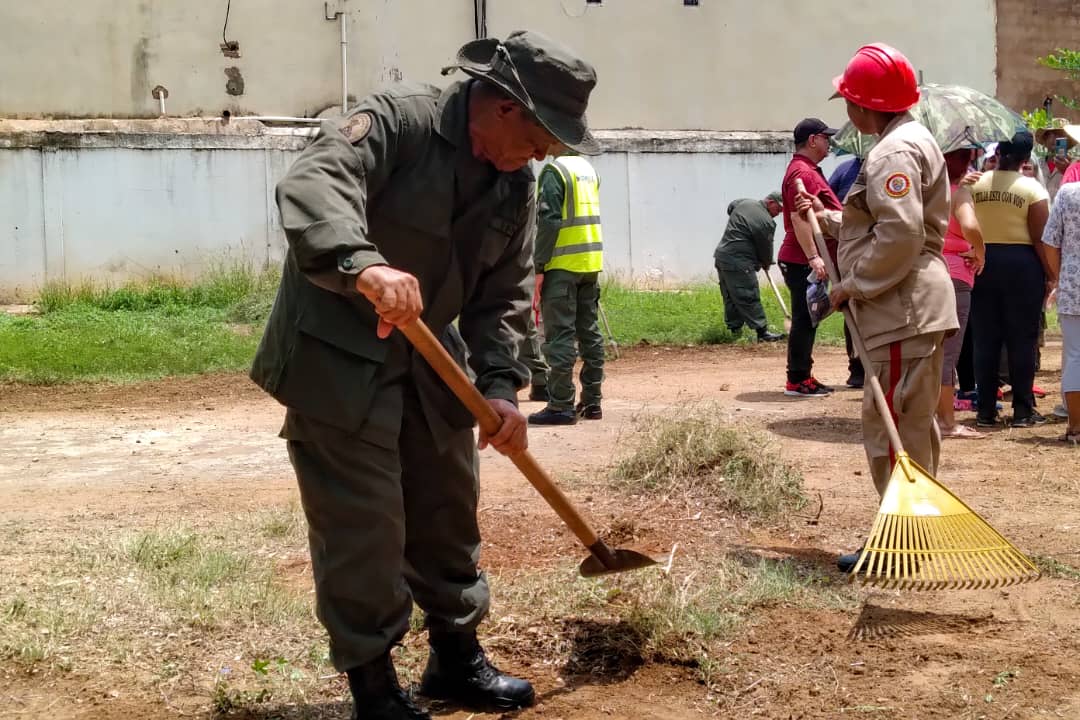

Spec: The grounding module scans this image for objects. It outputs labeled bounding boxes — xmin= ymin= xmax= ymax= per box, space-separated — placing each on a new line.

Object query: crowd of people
xmin=717 ymin=65 xmax=1080 ymax=444
xmin=712 ymin=43 xmax=1080 ymax=570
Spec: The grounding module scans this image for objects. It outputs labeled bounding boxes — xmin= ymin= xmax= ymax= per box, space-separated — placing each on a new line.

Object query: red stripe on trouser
xmin=884 ymin=341 xmax=902 ymax=469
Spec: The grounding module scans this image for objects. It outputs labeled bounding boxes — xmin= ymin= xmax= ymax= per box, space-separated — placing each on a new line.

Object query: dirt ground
xmin=2 ymin=343 xmax=1079 ymax=719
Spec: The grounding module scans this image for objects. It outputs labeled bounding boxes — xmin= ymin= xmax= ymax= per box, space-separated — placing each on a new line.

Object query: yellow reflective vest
xmin=543 ymin=156 xmax=603 ymax=273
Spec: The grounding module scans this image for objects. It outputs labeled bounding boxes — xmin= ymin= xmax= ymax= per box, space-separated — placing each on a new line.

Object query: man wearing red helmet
xmin=798 ymin=43 xmax=958 ymax=573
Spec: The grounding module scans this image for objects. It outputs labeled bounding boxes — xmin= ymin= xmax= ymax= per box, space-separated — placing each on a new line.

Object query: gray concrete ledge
xmin=0 ymin=118 xmax=316 ymax=150
xmin=594 ymin=130 xmax=794 ymax=154
xmin=0 ymin=119 xmax=793 ymax=154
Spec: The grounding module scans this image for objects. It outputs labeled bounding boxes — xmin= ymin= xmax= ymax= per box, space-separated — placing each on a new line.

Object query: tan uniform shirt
xmin=821 ymin=113 xmax=958 ymax=351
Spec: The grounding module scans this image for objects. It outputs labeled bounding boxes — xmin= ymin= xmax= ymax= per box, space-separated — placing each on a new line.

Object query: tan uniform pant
xmin=862 ymin=332 xmax=946 ymax=497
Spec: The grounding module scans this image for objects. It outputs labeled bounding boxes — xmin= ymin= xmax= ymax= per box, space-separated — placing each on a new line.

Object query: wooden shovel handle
xmin=397 ymin=319 xmax=604 ymax=550
xmin=795 ymin=179 xmax=907 ymax=456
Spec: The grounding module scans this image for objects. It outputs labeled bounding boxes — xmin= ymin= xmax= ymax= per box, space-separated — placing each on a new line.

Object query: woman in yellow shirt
xmin=969 ymin=130 xmax=1052 ymax=427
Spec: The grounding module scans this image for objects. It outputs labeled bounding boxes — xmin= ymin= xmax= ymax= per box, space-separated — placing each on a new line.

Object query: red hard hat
xmin=832 ymin=43 xmax=920 ymax=113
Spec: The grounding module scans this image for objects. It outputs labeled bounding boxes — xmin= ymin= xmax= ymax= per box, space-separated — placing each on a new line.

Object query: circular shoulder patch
xmin=342 ymin=112 xmax=373 ymax=144
xmin=884 ymin=172 xmax=912 ymax=198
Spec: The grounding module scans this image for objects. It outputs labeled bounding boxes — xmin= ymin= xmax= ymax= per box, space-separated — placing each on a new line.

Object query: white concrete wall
xmin=0 ymin=131 xmax=810 ymax=299
xmin=590 ymin=152 xmax=794 ymax=285
xmin=0 ymin=0 xmax=997 ymax=131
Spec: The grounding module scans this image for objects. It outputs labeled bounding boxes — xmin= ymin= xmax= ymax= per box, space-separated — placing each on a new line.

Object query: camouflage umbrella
xmin=832 ymin=83 xmax=1026 ymax=158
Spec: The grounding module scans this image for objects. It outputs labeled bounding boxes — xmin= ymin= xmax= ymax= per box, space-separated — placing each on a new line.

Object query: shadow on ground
xmin=766 ymin=416 xmax=863 ymax=444
xmin=847 ymin=603 xmax=996 ymax=642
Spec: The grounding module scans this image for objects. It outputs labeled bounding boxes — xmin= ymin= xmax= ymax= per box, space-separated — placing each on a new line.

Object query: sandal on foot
xmin=942 ymin=425 xmax=987 ymax=439
xmin=1060 ymin=432 xmax=1080 ymax=446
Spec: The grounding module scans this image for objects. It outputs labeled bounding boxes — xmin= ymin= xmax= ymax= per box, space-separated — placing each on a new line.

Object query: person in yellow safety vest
xmin=527 ymin=154 xmax=605 ymax=426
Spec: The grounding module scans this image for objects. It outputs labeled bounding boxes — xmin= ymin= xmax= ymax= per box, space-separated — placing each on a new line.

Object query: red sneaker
xmin=784 ymin=380 xmax=831 ymax=397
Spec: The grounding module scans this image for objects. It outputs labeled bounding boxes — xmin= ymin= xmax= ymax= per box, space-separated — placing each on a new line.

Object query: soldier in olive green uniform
xmin=250 ymin=31 xmax=599 ymax=720
xmin=713 ymin=192 xmax=786 ymax=342
xmin=519 ymin=278 xmax=550 ymax=401
xmin=528 ymin=154 xmax=605 ymax=426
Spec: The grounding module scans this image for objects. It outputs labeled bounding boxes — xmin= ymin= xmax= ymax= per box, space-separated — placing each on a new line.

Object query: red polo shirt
xmin=779 ymin=153 xmax=843 ymax=265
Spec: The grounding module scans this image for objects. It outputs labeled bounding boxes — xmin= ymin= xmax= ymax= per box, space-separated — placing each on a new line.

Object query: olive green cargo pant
xmin=520 ymin=313 xmax=549 ymax=392
xmin=540 ymin=269 xmax=604 ymax=411
xmin=285 ymin=385 xmax=488 ymax=672
xmin=715 ymin=261 xmax=768 ymax=333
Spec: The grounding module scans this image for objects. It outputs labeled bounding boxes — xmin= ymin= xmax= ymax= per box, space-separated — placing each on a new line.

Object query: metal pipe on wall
xmin=325 ymin=2 xmax=349 ymax=114
xmin=339 ymin=9 xmax=348 ymax=113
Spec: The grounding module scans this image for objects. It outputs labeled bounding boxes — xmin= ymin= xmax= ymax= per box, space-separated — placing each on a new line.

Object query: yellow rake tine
xmin=945 ymin=515 xmax=982 ymax=587
xmin=884 ymin=513 xmax=899 ymax=583
xmin=959 ymin=515 xmax=1003 ymax=588
xmin=965 ymin=517 xmax=1009 ymax=587
xmin=912 ymin=517 xmax=936 ymax=588
xmin=881 ymin=515 xmax=898 ymax=582
xmin=897 ymin=515 xmax=908 ymax=584
xmin=955 ymin=515 xmax=995 ymax=588
xmin=933 ymin=516 xmax=969 ymax=588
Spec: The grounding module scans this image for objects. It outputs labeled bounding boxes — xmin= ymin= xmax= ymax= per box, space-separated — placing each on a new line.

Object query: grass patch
xmin=611 ymin=409 xmax=807 ymax=519
xmin=4 ymin=270 xmax=852 ymax=385
xmin=0 ymin=516 xmax=316 ymax=679
xmin=0 ymin=267 xmax=279 ymax=384
xmin=125 ymin=527 xmax=309 ymax=630
xmin=36 ymin=266 xmax=278 ymax=314
xmin=1031 ymin=554 xmax=1080 ymax=580
xmin=0 ymin=305 xmax=261 ymax=384
xmin=600 ymin=281 xmax=847 ymax=347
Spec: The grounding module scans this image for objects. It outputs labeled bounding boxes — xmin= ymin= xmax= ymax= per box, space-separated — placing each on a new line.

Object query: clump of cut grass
xmin=611 ymin=410 xmax=807 ymax=519
xmin=486 ymin=554 xmax=857 ymax=687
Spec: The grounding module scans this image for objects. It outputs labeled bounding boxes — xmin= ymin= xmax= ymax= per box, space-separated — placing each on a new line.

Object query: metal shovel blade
xmin=579 ymin=546 xmax=668 ymax=577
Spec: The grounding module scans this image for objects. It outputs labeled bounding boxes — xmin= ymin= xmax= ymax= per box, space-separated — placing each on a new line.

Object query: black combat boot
xmin=346 ymin=651 xmax=430 ymax=720
xmin=528 ymin=406 xmax=577 ymax=425
xmin=756 ymin=328 xmax=786 ymax=342
xmin=575 ymin=402 xmax=603 ymax=420
xmin=419 ymin=631 xmax=535 ymax=711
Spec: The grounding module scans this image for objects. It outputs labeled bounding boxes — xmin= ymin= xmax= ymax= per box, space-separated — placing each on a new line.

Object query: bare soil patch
xmin=2 ymin=344 xmax=1078 ymax=719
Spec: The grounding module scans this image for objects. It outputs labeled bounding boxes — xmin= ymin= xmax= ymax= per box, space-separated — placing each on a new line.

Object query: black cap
xmin=794 ymin=118 xmax=839 ymax=144
xmin=998 ymin=129 xmax=1035 ymax=159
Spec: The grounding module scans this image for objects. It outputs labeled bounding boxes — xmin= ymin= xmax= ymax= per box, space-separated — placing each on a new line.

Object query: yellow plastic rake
xmin=795 ymin=179 xmax=1041 ymax=591
xmin=849 ymin=453 xmax=1040 ymax=589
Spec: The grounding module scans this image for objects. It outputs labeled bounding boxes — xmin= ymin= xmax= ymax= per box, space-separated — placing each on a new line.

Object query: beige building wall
xmin=0 ymin=0 xmax=997 ymax=129
xmin=996 ymin=0 xmax=1080 ymax=118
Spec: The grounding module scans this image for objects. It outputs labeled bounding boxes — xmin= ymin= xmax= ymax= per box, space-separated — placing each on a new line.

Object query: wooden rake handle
xmin=398 ymin=319 xmax=610 ymax=556
xmin=795 ymin=179 xmax=906 ymax=456
xmin=764 ymin=271 xmax=791 ymax=319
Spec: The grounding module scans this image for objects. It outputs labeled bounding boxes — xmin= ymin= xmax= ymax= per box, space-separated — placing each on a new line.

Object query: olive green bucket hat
xmin=442 ymin=30 xmax=600 ymax=155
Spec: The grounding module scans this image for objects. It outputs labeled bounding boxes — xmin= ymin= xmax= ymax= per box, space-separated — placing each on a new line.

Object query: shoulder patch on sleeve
xmin=884 ymin=172 xmax=912 ymax=198
xmin=341 ymin=112 xmax=373 ymax=144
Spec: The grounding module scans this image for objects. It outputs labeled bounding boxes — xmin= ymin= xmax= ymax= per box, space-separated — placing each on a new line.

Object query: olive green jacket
xmin=713 ymin=199 xmax=776 ymax=271
xmin=250 ymin=80 xmax=535 ymax=440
